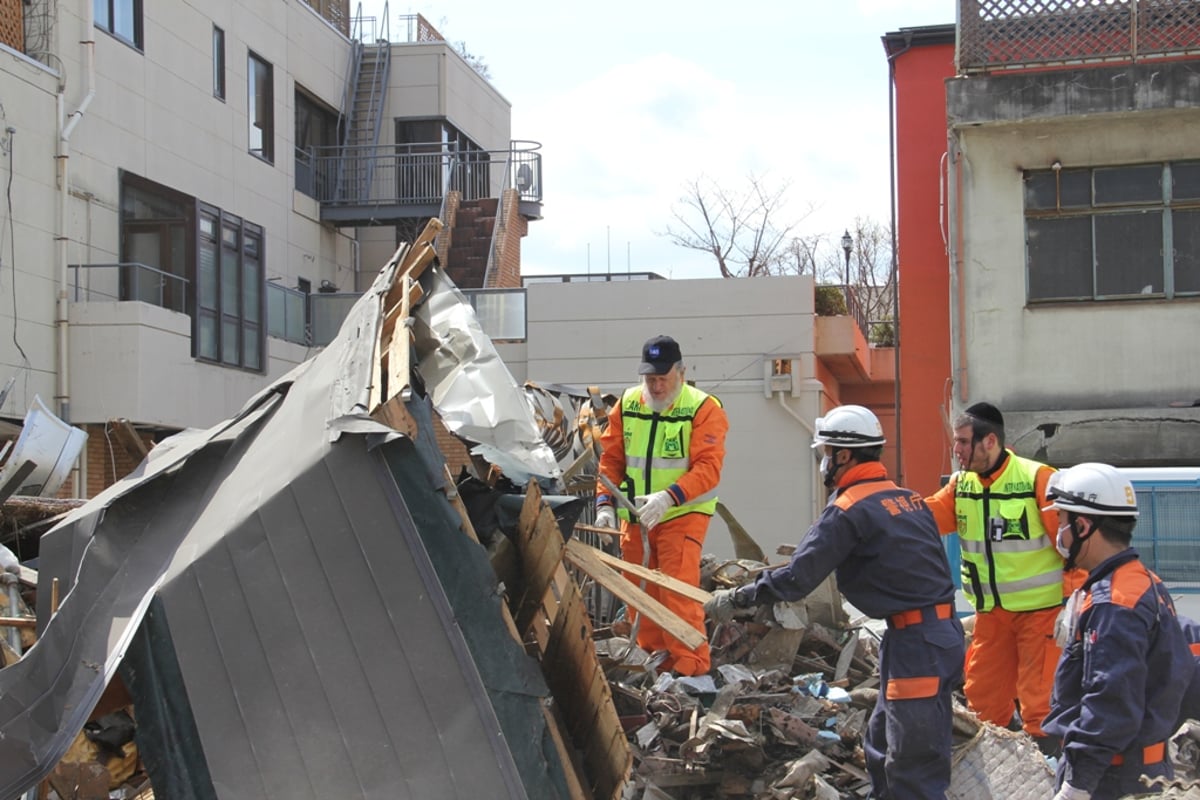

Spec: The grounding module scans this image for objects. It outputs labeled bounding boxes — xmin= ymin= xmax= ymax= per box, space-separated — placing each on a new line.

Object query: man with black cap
xmin=925 ymin=402 xmax=1070 ymax=752
xmin=594 ymin=335 xmax=728 ymax=675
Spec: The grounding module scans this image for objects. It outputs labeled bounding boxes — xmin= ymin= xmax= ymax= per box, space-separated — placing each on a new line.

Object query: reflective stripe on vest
xmin=618 ymin=383 xmax=719 ymax=523
xmin=955 ymin=452 xmax=1063 ymax=612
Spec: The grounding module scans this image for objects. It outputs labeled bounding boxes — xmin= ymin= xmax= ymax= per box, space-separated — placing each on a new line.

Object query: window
xmin=395 ymin=118 xmax=489 ymax=202
xmin=119 ymin=173 xmax=265 ymax=372
xmin=199 ymin=205 xmax=264 ymax=370
xmin=1024 ymin=161 xmax=1200 ymax=302
xmin=248 ymin=52 xmax=274 ymax=163
xmin=95 ymin=0 xmax=143 ymax=49
xmin=294 ymin=88 xmax=341 ymax=198
xmin=213 ymin=26 xmax=225 ymax=100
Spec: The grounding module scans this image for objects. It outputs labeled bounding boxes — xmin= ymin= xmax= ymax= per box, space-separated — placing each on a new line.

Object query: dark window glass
xmin=248 ymin=53 xmax=274 ymax=162
xmin=1027 ymin=217 xmax=1093 ymax=301
xmin=1025 ymin=169 xmax=1089 ymax=210
xmin=1174 ymin=209 xmax=1200 ymax=294
xmin=213 ymin=27 xmax=225 ymax=100
xmin=1094 ymin=211 xmax=1163 ymax=296
xmin=95 ymin=0 xmax=143 ymax=49
xmin=294 ymin=89 xmax=341 ymax=198
xmin=1095 ymin=164 xmax=1162 ymax=205
xmin=1025 ymin=162 xmax=1195 ymax=303
xmin=1172 ymin=162 xmax=1200 ymax=201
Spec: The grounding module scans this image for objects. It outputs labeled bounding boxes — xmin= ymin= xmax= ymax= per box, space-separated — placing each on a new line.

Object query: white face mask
xmin=1055 ymin=523 xmax=1072 ymax=560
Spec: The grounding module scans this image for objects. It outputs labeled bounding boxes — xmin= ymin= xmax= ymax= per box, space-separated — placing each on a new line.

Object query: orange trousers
xmin=620 ymin=513 xmax=710 ymax=676
xmin=964 ymin=605 xmax=1062 ymax=737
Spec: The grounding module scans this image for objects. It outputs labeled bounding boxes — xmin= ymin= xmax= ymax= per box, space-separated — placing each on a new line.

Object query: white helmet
xmin=811 ymin=405 xmax=886 ymax=449
xmin=1044 ymin=463 xmax=1139 ymax=517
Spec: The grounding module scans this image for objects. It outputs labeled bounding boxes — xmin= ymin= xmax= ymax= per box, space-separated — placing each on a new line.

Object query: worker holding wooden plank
xmin=594 ymin=335 xmax=728 ymax=676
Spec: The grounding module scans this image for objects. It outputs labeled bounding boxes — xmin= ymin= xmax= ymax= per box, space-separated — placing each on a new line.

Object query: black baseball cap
xmin=638 ymin=335 xmax=682 ymax=375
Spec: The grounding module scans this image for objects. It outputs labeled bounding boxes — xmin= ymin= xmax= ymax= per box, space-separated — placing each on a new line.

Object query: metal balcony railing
xmin=69 ymin=263 xmax=190 ymax=313
xmin=312 ymin=141 xmax=543 ymax=208
xmin=958 ymin=0 xmax=1200 ymax=74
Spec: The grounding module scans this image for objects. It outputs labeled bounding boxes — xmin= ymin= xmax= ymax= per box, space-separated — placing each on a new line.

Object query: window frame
xmin=213 ymin=25 xmax=226 ymax=101
xmin=198 ymin=203 xmax=265 ymax=371
xmin=1023 ymin=161 xmax=1200 ymax=304
xmin=247 ymin=51 xmax=275 ymax=163
xmin=94 ymin=0 xmax=144 ymax=50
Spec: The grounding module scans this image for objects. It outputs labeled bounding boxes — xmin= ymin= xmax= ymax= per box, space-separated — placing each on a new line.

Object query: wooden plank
xmin=437 ymin=467 xmax=590 ymax=800
xmin=106 ymin=418 xmax=149 ymax=461
xmin=564 ymin=539 xmax=712 ymax=604
xmin=385 ymin=276 xmax=412 ymax=402
xmin=370 ymin=395 xmax=418 ymax=438
xmin=563 ymin=539 xmax=706 ymax=651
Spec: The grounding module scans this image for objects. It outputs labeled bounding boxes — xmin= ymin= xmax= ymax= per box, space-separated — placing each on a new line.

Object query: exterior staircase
xmin=335 ymin=39 xmax=390 ymax=201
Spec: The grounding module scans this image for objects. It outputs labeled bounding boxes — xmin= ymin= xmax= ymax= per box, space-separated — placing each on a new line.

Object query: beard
xmin=643 ymin=380 xmax=682 ymax=413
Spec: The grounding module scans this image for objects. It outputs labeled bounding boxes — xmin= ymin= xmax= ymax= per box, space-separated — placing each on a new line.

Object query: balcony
xmin=304 ymin=141 xmax=544 ymax=227
xmin=814 ymin=285 xmax=895 ymax=384
xmin=67 ymin=264 xmax=310 ymax=428
xmin=957 ymin=0 xmax=1200 ymax=74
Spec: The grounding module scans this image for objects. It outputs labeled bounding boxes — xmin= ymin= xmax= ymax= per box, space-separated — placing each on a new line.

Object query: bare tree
xmin=661 ymin=174 xmax=810 ymax=278
xmin=437 ymin=17 xmax=491 ymax=79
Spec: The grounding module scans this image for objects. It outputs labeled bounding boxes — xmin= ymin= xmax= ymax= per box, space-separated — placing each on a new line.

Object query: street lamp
xmin=841 ymin=229 xmax=853 ymax=287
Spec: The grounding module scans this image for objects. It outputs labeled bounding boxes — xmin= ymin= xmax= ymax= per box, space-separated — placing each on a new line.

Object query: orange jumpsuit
xmin=597 ymin=387 xmax=727 ymax=676
xmin=927 ymin=461 xmax=1084 ymax=738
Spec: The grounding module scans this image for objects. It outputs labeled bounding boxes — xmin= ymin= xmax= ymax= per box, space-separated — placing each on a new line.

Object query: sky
xmin=359 ymin=1 xmax=955 ymax=280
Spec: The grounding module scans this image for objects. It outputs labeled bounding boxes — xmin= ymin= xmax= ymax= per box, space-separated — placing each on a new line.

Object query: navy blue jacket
xmin=1044 ymin=550 xmax=1195 ymax=794
xmin=738 ymin=462 xmax=956 ymax=618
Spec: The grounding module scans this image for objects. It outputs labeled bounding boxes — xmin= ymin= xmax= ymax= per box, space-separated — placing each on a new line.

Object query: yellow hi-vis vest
xmin=955 ymin=452 xmax=1063 ymax=612
xmin=616 ymin=383 xmax=719 ymax=523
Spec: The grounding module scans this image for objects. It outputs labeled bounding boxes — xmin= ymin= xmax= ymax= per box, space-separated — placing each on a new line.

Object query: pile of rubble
xmin=581 ymin=552 xmax=1200 ymax=800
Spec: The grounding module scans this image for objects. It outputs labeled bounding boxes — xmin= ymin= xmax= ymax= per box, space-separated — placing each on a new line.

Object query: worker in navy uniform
xmin=706 ymin=404 xmax=964 ymax=800
xmin=1041 ymin=463 xmax=1196 ymax=800
xmin=1177 ymin=616 xmax=1200 ymax=731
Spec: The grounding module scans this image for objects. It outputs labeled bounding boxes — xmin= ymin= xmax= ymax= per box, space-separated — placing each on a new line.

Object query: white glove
xmin=704 ymin=589 xmax=740 ymax=624
xmin=1053 ymin=784 xmax=1091 ymax=800
xmin=594 ymin=506 xmax=617 ymax=530
xmin=634 ymin=491 xmax=673 ymax=529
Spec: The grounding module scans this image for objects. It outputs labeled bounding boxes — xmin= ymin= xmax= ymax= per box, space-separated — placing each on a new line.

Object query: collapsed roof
xmin=0 ymin=227 xmax=600 ymax=799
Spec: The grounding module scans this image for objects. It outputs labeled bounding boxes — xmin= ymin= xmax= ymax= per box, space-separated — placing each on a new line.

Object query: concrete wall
xmin=947 ymin=65 xmax=1200 ymax=467
xmin=503 ymin=275 xmax=826 ymax=561
xmin=0 ymin=0 xmax=512 ymax=436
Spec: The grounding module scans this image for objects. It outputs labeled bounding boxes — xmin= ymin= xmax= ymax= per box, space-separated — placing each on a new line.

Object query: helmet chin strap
xmin=822 ymin=448 xmax=845 ymax=489
xmin=1063 ymin=513 xmax=1095 ymax=571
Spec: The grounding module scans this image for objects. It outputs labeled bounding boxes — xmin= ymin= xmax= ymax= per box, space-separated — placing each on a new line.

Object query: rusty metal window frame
xmin=1024 ymin=160 xmax=1200 ymax=303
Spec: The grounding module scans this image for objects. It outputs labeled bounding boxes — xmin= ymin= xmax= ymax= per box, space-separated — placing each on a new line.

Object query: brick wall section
xmin=490 ymin=188 xmax=527 ymax=289
xmin=0 ymin=0 xmax=23 ymax=52
xmin=78 ymin=423 xmax=155 ymax=498
xmin=431 ymin=412 xmax=473 ymax=479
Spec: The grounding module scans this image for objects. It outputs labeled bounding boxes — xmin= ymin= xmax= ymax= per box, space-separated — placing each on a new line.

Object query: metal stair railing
xmin=335 ymin=2 xmax=392 ymax=203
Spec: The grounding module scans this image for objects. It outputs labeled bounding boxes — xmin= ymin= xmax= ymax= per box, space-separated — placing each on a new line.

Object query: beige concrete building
xmin=0 ymin=0 xmax=539 ymax=496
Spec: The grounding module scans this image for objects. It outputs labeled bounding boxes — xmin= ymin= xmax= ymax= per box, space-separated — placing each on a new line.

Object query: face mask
xmin=820 ymin=453 xmax=838 ymax=489
xmin=1055 ymin=523 xmax=1072 ymax=560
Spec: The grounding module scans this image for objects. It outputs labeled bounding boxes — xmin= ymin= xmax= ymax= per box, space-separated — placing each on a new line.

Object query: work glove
xmin=704 ymin=588 xmax=751 ymax=624
xmin=1052 ymin=784 xmax=1091 ymax=800
xmin=594 ymin=506 xmax=617 ymax=530
xmin=634 ymin=491 xmax=673 ymax=529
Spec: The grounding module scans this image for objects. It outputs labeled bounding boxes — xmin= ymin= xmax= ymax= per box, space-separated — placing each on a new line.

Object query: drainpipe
xmin=772 ymin=369 xmax=826 ymax=527
xmin=334 ymin=226 xmax=360 ymax=291
xmin=55 ymin=1 xmax=97 ymax=427
xmin=948 ymin=135 xmax=969 ymax=404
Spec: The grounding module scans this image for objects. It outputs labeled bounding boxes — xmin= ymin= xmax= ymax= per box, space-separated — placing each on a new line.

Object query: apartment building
xmin=886 ymin=1 xmax=1200 ymax=584
xmin=0 ymin=0 xmax=540 ymax=496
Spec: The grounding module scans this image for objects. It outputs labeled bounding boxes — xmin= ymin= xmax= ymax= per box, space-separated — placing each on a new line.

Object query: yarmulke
xmin=965 ymin=402 xmax=1004 ymax=428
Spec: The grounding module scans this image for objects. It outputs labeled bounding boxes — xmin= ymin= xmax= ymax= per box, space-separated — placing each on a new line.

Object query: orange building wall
xmin=891 ymin=39 xmax=957 ymax=496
